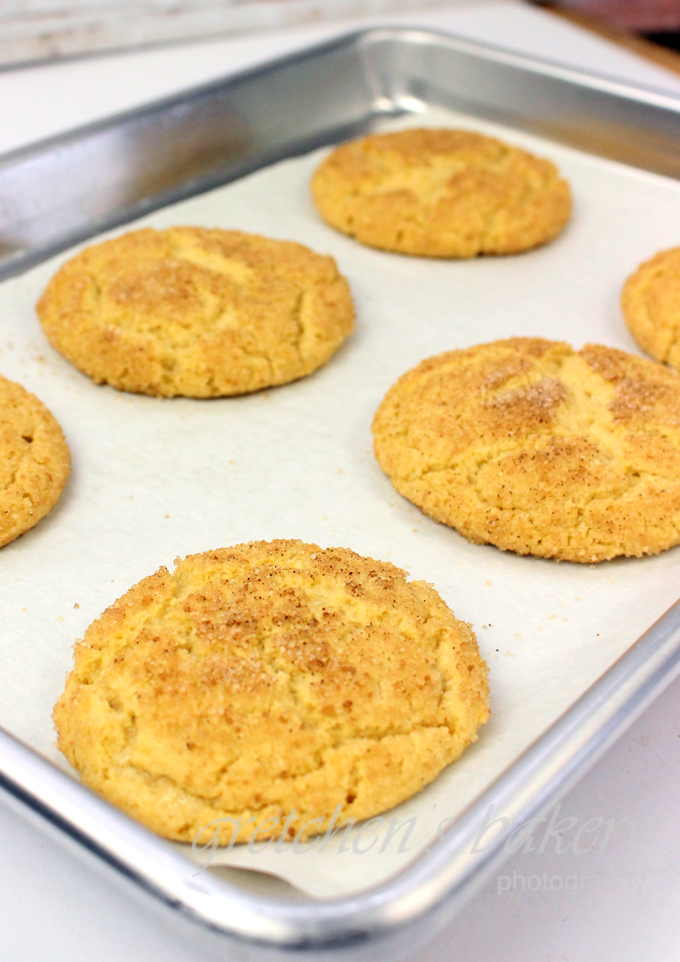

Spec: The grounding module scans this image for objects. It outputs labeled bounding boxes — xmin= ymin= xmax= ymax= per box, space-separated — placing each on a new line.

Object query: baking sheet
xmin=1 ymin=106 xmax=680 ymax=900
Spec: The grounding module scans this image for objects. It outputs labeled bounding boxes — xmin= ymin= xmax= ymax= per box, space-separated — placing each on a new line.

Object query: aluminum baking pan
xmin=2 ymin=26 xmax=680 ymax=960
xmin=3 ymin=25 xmax=680 ymax=280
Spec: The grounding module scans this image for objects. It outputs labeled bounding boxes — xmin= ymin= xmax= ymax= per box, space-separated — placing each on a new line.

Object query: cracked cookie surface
xmin=623 ymin=246 xmax=680 ymax=371
xmin=372 ymin=338 xmax=680 ymax=562
xmin=37 ymin=227 xmax=355 ymax=397
xmin=53 ymin=539 xmax=489 ymax=844
xmin=311 ymin=128 xmax=572 ymax=257
xmin=0 ymin=374 xmax=70 ymax=548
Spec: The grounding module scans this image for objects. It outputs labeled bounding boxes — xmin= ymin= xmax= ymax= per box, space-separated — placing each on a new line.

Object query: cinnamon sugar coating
xmin=37 ymin=228 xmax=354 ymax=397
xmin=53 ymin=540 xmax=489 ymax=844
xmin=372 ymin=338 xmax=680 ymax=562
xmin=311 ymin=128 xmax=571 ymax=257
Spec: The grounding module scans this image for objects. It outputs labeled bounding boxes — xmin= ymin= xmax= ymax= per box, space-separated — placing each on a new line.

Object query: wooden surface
xmin=0 ymin=0 xmax=457 ymax=68
xmin=5 ymin=1 xmax=680 ymax=74
xmin=545 ymin=4 xmax=680 ymax=77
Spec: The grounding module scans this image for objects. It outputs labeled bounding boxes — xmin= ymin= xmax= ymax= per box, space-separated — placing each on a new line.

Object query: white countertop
xmin=2 ymin=3 xmax=680 ymax=960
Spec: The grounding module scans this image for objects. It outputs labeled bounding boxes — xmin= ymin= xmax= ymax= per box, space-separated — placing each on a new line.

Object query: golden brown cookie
xmin=311 ymin=128 xmax=572 ymax=257
xmin=53 ymin=539 xmax=489 ymax=845
xmin=0 ymin=374 xmax=70 ymax=548
xmin=37 ymin=227 xmax=355 ymax=397
xmin=622 ymin=246 xmax=680 ymax=370
xmin=372 ymin=338 xmax=680 ymax=562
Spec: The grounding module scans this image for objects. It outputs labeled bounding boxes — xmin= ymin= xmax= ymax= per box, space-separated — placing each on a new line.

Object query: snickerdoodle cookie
xmin=37 ymin=228 xmax=355 ymax=397
xmin=0 ymin=374 xmax=70 ymax=548
xmin=372 ymin=338 xmax=680 ymax=562
xmin=311 ymin=128 xmax=572 ymax=257
xmin=622 ymin=246 xmax=680 ymax=370
xmin=53 ymin=539 xmax=489 ymax=845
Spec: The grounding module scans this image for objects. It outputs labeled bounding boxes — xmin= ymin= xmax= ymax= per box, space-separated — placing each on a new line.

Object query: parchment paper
xmin=2 ymin=107 xmax=680 ymax=899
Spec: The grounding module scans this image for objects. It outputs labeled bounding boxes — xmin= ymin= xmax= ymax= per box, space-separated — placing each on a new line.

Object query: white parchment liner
xmin=1 ymin=108 xmax=680 ymax=899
